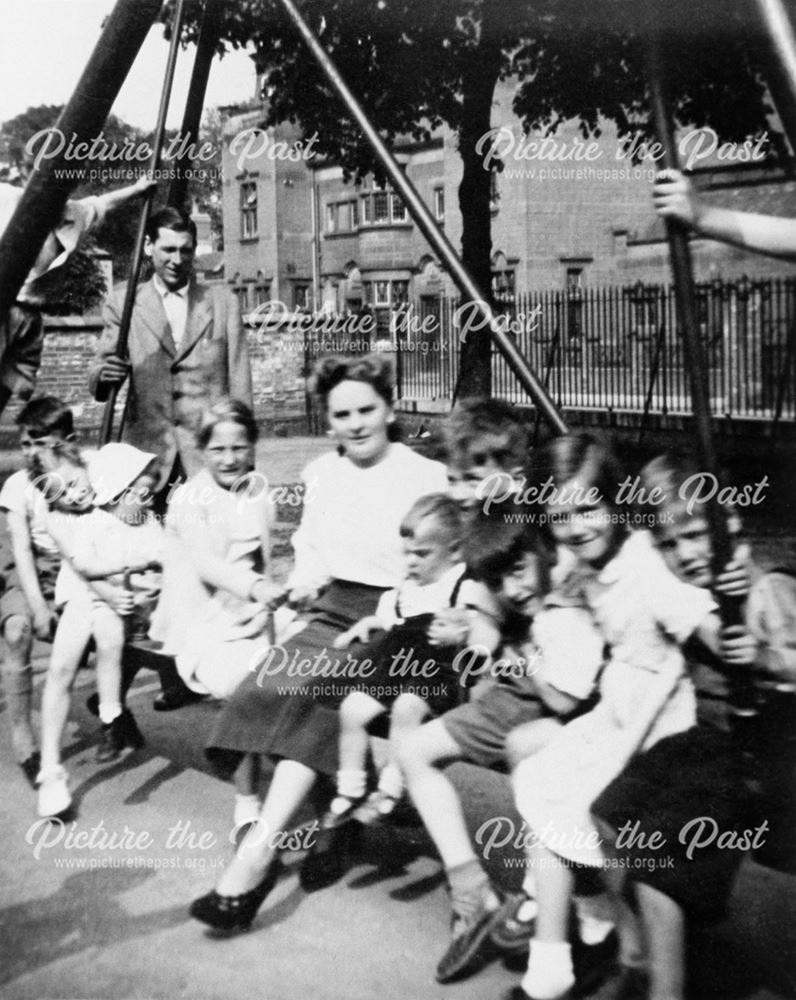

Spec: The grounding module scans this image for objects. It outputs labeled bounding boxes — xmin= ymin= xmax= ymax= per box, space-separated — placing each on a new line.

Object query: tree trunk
xmin=455 ymin=30 xmax=502 ymax=398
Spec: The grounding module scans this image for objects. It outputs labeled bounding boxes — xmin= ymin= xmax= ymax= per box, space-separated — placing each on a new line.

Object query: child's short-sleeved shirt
xmin=373 ymin=562 xmax=468 ymax=630
xmin=51 ymin=509 xmax=165 ymax=609
xmin=581 ymin=529 xmax=716 ymax=743
xmin=0 ymin=469 xmax=60 ymax=556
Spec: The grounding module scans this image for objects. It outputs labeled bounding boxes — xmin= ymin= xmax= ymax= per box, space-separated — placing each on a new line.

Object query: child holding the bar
xmin=505 ymin=434 xmax=750 ymax=1000
xmin=36 ymin=442 xmax=164 ymax=817
xmin=587 ymin=454 xmax=796 ymax=1000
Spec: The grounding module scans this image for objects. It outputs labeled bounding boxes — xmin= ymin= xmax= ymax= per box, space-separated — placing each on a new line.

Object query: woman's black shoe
xmin=189 ymin=865 xmax=280 ymax=931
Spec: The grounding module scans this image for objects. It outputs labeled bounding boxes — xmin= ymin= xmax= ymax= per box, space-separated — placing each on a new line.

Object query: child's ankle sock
xmin=573 ymin=892 xmax=616 ymax=945
xmin=332 ymin=768 xmax=367 ymax=813
xmin=234 ymin=793 xmax=261 ymax=827
xmin=377 ymin=762 xmax=404 ymax=801
xmin=518 ymin=872 xmax=539 ymax=922
xmin=522 ymin=939 xmax=574 ymax=999
xmin=98 ymin=702 xmax=122 ymax=725
xmin=447 ymin=858 xmax=498 ymax=922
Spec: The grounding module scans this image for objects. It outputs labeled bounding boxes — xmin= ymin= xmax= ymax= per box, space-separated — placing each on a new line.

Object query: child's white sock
xmin=377 ymin=762 xmax=404 ymax=801
xmin=333 ymin=768 xmax=367 ymax=811
xmin=233 ymin=793 xmax=261 ymax=827
xmin=573 ymin=892 xmax=616 ymax=945
xmin=518 ymin=872 xmax=539 ymax=922
xmin=522 ymin=939 xmax=574 ymax=1000
xmin=98 ymin=701 xmax=122 ymax=725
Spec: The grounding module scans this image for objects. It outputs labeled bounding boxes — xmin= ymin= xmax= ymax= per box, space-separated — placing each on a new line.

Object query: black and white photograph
xmin=0 ymin=2 xmax=793 ymax=998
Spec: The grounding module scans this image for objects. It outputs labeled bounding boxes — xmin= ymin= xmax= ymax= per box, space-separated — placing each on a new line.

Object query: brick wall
xmin=0 ymin=315 xmax=309 ymax=443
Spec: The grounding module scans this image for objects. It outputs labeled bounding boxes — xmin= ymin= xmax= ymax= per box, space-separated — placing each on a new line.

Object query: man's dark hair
xmin=145 ymin=206 xmax=197 ymax=245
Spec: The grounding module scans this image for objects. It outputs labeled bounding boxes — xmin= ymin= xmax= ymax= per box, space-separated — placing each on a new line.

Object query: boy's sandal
xmin=352 ymin=790 xmax=399 ymax=826
xmin=319 ymin=794 xmax=367 ymax=830
xmin=489 ymin=891 xmax=537 ymax=954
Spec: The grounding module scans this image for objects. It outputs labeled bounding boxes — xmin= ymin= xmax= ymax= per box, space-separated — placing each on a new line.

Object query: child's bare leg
xmin=39 ymin=601 xmax=91 ymax=772
xmin=398 ymin=717 xmax=474 ymax=868
xmin=329 ymin=691 xmax=385 ymax=815
xmin=522 ymin=845 xmax=576 ymax=999
xmin=217 ymin=758 xmax=316 ymax=895
xmin=635 ymin=882 xmax=685 ymax=1000
xmin=399 ymin=718 xmax=501 ymax=980
xmin=379 ymin=692 xmax=430 ymax=801
xmin=2 ymin=613 xmax=35 ymax=762
xmin=340 ymin=691 xmax=385 ymax=775
xmin=92 ymin=605 xmax=124 ymax=723
xmin=505 ymin=717 xmax=562 ymax=771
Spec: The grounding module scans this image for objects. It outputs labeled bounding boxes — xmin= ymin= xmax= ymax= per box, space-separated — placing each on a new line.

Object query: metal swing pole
xmin=167 ymin=0 xmax=221 ymax=210
xmin=0 ymin=0 xmax=163 ymax=329
xmin=100 ymin=0 xmax=188 ymax=444
xmin=754 ymin=0 xmax=796 ymax=151
xmin=645 ymin=24 xmax=742 ymax=628
xmin=276 ymin=0 xmax=568 ymax=433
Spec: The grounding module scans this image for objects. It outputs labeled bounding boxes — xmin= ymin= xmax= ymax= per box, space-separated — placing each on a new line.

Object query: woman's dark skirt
xmin=206 ymin=580 xmax=386 ymax=778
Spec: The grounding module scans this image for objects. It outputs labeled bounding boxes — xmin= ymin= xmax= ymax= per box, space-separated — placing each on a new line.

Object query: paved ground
xmin=0 ymin=436 xmax=794 ymax=1000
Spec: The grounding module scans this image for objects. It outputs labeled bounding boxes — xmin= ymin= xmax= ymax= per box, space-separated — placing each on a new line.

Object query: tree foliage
xmin=175 ymin=0 xmax=782 ymax=394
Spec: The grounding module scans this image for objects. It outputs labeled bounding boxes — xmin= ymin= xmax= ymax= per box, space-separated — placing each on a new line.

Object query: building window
xmin=391 ymin=194 xmax=407 ymax=223
xmin=392 ymin=280 xmax=409 ymax=305
xmin=374 ymin=280 xmax=391 ymax=306
xmin=254 ymin=283 xmax=270 ymax=307
xmin=373 ymin=191 xmax=390 ymax=223
xmin=492 ymin=268 xmax=515 ymax=305
xmin=240 ymin=182 xmax=258 ymax=239
xmin=325 ymin=203 xmax=337 ymax=234
xmin=294 ymin=284 xmax=310 ymax=310
xmin=350 ymin=199 xmax=359 ymax=229
xmin=233 ymin=284 xmax=249 ymax=312
xmin=433 ymin=186 xmax=445 ymax=222
xmin=361 ymin=195 xmax=372 ymax=225
xmin=359 ymin=187 xmax=409 ymax=226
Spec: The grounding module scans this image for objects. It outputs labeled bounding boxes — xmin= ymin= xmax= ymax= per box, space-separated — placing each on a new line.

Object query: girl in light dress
xmin=507 ymin=434 xmax=743 ymax=1000
xmin=150 ymin=398 xmax=283 ymax=825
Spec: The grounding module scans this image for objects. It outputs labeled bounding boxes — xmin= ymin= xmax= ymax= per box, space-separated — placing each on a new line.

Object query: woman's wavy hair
xmin=311 ymin=353 xmax=400 ymax=441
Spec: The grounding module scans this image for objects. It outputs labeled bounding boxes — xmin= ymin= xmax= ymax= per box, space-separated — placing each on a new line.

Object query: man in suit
xmin=89 ymin=206 xmax=253 ymax=712
xmin=89 ymin=205 xmax=253 ymax=497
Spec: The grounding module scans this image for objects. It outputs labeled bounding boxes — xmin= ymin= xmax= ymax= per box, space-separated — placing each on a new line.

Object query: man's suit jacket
xmin=89 ymin=277 xmax=253 ymax=483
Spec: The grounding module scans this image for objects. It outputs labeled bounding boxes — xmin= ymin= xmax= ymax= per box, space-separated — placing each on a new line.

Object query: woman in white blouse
xmin=194 ymin=354 xmax=448 ymax=931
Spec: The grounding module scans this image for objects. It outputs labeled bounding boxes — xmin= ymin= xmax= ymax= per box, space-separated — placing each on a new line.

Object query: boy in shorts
xmin=0 ymin=396 xmax=74 ymax=784
xmin=397 ymin=511 xmax=605 ymax=985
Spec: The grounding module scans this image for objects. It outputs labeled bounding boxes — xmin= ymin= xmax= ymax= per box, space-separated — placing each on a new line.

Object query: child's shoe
xmin=490 ymin=891 xmax=537 ymax=954
xmin=37 ymin=766 xmax=71 ymax=817
xmin=320 ymin=794 xmax=366 ymax=830
xmin=96 ymin=714 xmax=128 ymax=763
xmin=436 ymin=885 xmax=504 ymax=983
xmin=352 ymin=789 xmax=399 ymax=825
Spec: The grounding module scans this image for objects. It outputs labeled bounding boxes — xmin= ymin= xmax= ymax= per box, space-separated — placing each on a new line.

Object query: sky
xmin=0 ymin=0 xmax=258 ymax=130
